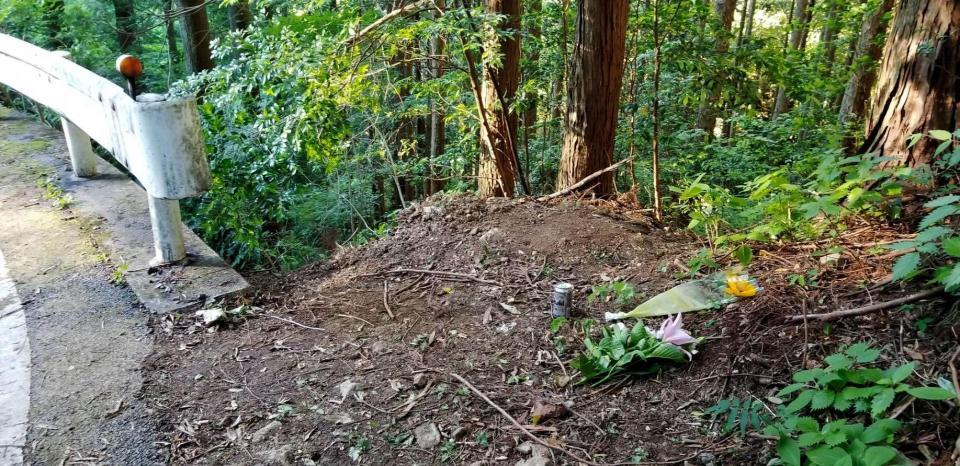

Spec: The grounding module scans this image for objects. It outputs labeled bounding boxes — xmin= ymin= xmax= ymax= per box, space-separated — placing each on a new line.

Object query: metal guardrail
xmin=0 ymin=33 xmax=211 ymax=265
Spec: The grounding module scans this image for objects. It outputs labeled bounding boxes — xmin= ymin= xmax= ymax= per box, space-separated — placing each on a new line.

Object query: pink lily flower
xmin=654 ymin=314 xmax=697 ymax=360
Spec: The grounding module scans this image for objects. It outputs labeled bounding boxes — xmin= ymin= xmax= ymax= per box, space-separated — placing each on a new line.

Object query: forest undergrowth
xmin=145 ymin=194 xmax=960 ymax=465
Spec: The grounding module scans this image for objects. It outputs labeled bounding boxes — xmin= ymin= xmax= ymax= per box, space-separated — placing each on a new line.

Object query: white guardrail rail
xmin=0 ymin=33 xmax=211 ymax=265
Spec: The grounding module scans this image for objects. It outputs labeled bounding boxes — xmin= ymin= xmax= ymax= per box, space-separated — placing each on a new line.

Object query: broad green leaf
xmin=806 ymin=446 xmax=851 ymax=466
xmin=891 ymin=252 xmax=920 ymax=282
xmin=825 ymin=354 xmax=852 ymax=370
xmin=861 ymin=419 xmax=901 ymax=443
xmin=785 ymin=389 xmax=815 ymax=413
xmin=942 ymin=236 xmax=960 ymax=257
xmin=871 ymin=388 xmax=896 ymax=418
xmin=797 ymin=432 xmax=822 ymax=447
xmin=776 ymin=437 xmax=801 ymax=466
xmin=863 ymin=446 xmax=897 ymax=466
xmin=929 ymin=129 xmax=953 ymax=141
xmin=811 ymin=390 xmax=836 ymax=410
xmin=778 ymin=383 xmax=807 ymax=397
xmin=795 ymin=416 xmax=820 ymax=433
xmin=886 ymin=362 xmax=915 ymax=384
xmin=845 ymin=343 xmax=881 ymax=363
xmin=793 ymin=369 xmax=819 ymax=383
xmin=906 ymin=386 xmax=957 ymax=400
xmin=914 ymin=226 xmax=952 ymax=243
xmin=734 ymin=245 xmax=753 ymax=266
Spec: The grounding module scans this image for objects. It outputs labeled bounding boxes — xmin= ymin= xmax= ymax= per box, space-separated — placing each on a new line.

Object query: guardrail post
xmin=147 ymin=196 xmax=186 ymax=265
xmin=51 ymin=51 xmax=97 ymax=177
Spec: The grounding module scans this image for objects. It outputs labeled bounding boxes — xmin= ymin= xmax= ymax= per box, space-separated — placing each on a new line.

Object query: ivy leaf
xmin=776 ymin=437 xmax=801 ymax=466
xmin=863 ymin=446 xmax=897 ymax=466
xmin=891 ymin=252 xmax=920 ymax=282
xmin=906 ymin=386 xmax=957 ymax=400
xmin=943 ymin=236 xmax=960 ymax=257
xmin=919 ymin=205 xmax=960 ymax=230
xmin=870 ymin=388 xmax=896 ymax=418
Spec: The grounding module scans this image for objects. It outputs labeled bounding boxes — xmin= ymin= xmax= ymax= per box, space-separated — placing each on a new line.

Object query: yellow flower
xmin=725 ymin=276 xmax=758 ymax=297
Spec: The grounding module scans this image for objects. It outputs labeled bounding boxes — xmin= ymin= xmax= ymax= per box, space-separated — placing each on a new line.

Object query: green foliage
xmin=588 ymin=281 xmax=638 ymax=307
xmin=570 ymin=320 xmax=695 ymax=386
xmin=888 ymin=129 xmax=960 ymax=292
xmin=708 ymin=343 xmax=954 ymax=466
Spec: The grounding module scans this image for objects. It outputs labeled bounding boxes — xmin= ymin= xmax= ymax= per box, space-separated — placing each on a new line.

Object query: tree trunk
xmin=426 ymin=0 xmax=446 ymax=195
xmin=113 ymin=0 xmax=137 ymax=53
xmin=861 ymin=0 xmax=960 ymax=167
xmin=818 ymin=0 xmax=838 ymax=74
xmin=176 ymin=0 xmax=215 ymax=74
xmin=838 ymin=0 xmax=894 ymax=127
xmin=522 ymin=0 xmax=542 ymax=186
xmin=551 ymin=0 xmax=570 ymax=120
xmin=555 ymin=0 xmax=629 ymax=196
xmin=695 ymin=0 xmax=738 ymax=136
xmin=744 ymin=0 xmax=756 ymax=40
xmin=477 ymin=0 xmax=522 ymax=197
xmin=772 ymin=0 xmax=811 ymax=118
xmin=227 ymin=1 xmax=254 ymax=31
xmin=651 ymin=0 xmax=663 ymax=219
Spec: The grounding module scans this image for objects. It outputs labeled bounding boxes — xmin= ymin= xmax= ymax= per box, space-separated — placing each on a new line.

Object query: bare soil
xmin=143 ymin=193 xmax=960 ymax=465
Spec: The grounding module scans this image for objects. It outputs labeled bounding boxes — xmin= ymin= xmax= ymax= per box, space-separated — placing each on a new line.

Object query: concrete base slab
xmin=2 ymin=107 xmax=248 ymax=312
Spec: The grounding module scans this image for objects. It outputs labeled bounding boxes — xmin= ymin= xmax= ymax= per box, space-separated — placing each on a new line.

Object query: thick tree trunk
xmin=555 ymin=0 xmax=629 ymax=196
xmin=861 ymin=0 xmax=960 ymax=167
xmin=744 ymin=0 xmax=756 ymax=40
xmin=227 ymin=1 xmax=254 ymax=31
xmin=113 ymin=0 xmax=137 ymax=53
xmin=176 ymin=0 xmax=215 ymax=74
xmin=695 ymin=0 xmax=738 ymax=136
xmin=772 ymin=0 xmax=812 ymax=118
xmin=838 ymin=0 xmax=894 ymax=127
xmin=426 ymin=0 xmax=446 ymax=195
xmin=477 ymin=0 xmax=521 ymax=197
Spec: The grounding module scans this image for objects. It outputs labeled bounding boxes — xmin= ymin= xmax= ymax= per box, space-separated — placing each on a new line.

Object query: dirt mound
xmin=143 ymin=194 xmax=959 ymax=465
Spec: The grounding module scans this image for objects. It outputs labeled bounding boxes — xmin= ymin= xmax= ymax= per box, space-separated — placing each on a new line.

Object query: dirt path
xmin=0 ymin=109 xmax=161 ymax=465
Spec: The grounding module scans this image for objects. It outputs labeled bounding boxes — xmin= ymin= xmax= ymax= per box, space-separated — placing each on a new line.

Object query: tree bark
xmin=477 ymin=0 xmax=522 ymax=197
xmin=227 ymin=1 xmax=254 ymax=31
xmin=772 ymin=0 xmax=812 ymax=118
xmin=818 ymin=0 xmax=838 ymax=74
xmin=861 ymin=0 xmax=960 ymax=167
xmin=695 ymin=0 xmax=738 ymax=136
xmin=426 ymin=0 xmax=446 ymax=195
xmin=113 ymin=0 xmax=137 ymax=53
xmin=651 ymin=0 xmax=663 ymax=219
xmin=555 ymin=0 xmax=629 ymax=196
xmin=744 ymin=0 xmax=756 ymax=40
xmin=522 ymin=0 xmax=542 ymax=185
xmin=176 ymin=0 xmax=215 ymax=74
xmin=838 ymin=0 xmax=894 ymax=128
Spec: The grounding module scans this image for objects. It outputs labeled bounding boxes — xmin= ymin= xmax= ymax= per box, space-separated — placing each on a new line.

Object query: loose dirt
xmin=144 ymin=193 xmax=960 ymax=465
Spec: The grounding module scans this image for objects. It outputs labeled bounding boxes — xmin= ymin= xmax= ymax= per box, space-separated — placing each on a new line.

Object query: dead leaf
xmin=529 ymin=402 xmax=569 ymax=425
xmin=499 ymin=302 xmax=520 ymax=315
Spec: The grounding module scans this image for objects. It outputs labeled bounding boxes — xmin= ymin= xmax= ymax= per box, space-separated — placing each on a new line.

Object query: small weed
xmin=506 ymin=374 xmax=528 ymax=385
xmin=37 ymin=178 xmax=73 ymax=210
xmin=474 ymin=430 xmax=490 ymax=447
xmin=386 ymin=430 xmax=413 ymax=447
xmin=110 ymin=263 xmax=129 ymax=285
xmin=628 ymin=447 xmax=648 ymax=463
xmin=347 ymin=435 xmax=371 ymax=461
xmin=439 ymin=440 xmax=457 ymax=462
xmin=588 ymin=281 xmax=637 ymax=307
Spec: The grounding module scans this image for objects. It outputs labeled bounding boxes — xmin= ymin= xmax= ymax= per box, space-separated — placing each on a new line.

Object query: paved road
xmin=0 ymin=109 xmax=162 ymax=465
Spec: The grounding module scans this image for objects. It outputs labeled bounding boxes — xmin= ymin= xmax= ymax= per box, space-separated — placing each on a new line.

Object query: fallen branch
xmin=382 ymin=281 xmax=395 ymax=319
xmin=335 ymin=313 xmax=376 ymax=327
xmin=785 ymin=288 xmax=944 ymax=322
xmin=537 ymin=156 xmax=636 ymax=202
xmin=439 ymin=370 xmax=600 ymax=466
xmin=263 ymin=314 xmax=324 ymax=331
xmin=342 ymin=0 xmax=430 ymax=47
xmin=377 ymin=268 xmax=501 ymax=286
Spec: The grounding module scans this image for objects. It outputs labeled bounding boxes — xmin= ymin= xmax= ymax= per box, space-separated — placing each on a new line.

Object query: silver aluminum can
xmin=551 ymin=282 xmax=574 ymax=318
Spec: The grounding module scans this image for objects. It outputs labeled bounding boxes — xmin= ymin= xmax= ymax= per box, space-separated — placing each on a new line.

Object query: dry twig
xmin=376 ymin=268 xmax=501 ymax=286
xmin=537 ymin=157 xmax=636 ymax=202
xmin=785 ymin=288 xmax=943 ymax=322
xmin=382 ymin=281 xmax=395 ymax=319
